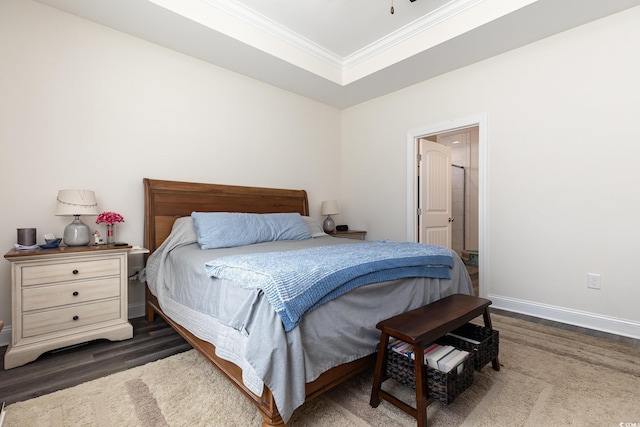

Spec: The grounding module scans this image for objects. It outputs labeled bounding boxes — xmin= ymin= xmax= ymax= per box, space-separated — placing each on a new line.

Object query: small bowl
xmin=40 ymin=238 xmax=62 ymax=249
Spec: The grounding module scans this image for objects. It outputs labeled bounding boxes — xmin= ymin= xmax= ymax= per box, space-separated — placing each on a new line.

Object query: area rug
xmin=4 ymin=314 xmax=640 ymax=426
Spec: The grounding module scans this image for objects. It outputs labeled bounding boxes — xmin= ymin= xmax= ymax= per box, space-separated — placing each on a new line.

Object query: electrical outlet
xmin=587 ymin=273 xmax=601 ymax=289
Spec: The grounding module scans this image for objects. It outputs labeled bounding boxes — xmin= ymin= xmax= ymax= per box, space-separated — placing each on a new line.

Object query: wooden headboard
xmin=143 ymin=178 xmax=310 ymax=254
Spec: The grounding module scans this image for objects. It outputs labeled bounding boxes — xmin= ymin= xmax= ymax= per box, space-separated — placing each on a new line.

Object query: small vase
xmin=106 ymin=224 xmax=115 ymax=244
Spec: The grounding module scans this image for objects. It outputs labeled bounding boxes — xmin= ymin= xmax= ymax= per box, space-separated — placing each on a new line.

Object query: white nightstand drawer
xmin=22 ymin=277 xmax=121 ymax=312
xmin=22 ymin=299 xmax=121 ymax=338
xmin=21 ymin=258 xmax=121 ymax=286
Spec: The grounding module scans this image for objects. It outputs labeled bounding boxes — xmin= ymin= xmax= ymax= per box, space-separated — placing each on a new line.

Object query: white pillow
xmin=302 ymin=216 xmax=327 ymax=237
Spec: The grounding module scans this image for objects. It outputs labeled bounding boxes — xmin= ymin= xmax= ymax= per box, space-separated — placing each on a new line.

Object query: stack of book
xmin=389 ymin=337 xmax=469 ymax=375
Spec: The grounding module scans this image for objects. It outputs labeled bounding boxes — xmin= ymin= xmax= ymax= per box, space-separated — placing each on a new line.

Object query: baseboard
xmin=0 ymin=303 xmax=149 ymax=348
xmin=489 ymin=294 xmax=640 ymax=340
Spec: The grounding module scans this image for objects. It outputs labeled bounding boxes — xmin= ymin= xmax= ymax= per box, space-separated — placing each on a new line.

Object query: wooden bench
xmin=369 ymin=294 xmax=500 ymax=427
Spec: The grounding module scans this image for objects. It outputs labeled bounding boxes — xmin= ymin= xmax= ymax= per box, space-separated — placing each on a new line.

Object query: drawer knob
xmin=72 ymin=269 xmax=79 ymax=275
xmin=73 ymin=291 xmax=79 ymax=296
xmin=73 ymin=315 xmax=79 ymax=321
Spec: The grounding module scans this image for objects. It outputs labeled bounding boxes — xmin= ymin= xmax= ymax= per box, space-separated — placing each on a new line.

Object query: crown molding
xmin=202 ymin=0 xmax=484 ymax=73
xmin=344 ymin=0 xmax=483 ymax=69
xmin=201 ymin=0 xmax=344 ymax=70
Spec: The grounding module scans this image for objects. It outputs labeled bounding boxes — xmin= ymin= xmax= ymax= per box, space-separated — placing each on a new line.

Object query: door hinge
xmin=417 ymin=153 xmax=422 ymax=162
xmin=417 ymin=208 xmax=422 ymax=215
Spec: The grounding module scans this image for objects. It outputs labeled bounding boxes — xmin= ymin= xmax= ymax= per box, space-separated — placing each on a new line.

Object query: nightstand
xmin=331 ymin=230 xmax=367 ymax=240
xmin=3 ymin=245 xmax=134 ymax=369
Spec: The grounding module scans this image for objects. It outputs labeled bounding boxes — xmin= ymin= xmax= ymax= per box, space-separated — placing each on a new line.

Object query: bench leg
xmin=414 ymin=343 xmax=429 ymax=427
xmin=370 ymin=332 xmax=390 ymax=407
xmin=482 ymin=308 xmax=501 ymax=371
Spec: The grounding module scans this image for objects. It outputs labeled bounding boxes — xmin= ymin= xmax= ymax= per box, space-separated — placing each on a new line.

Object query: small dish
xmin=40 ymin=238 xmax=62 ymax=249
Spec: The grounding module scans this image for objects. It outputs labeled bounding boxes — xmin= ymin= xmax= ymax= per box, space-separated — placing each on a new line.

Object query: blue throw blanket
xmin=204 ymin=241 xmax=453 ymax=331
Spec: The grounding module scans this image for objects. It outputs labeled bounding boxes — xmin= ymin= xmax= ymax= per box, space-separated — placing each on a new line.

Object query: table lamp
xmin=55 ymin=189 xmax=99 ymax=246
xmin=321 ymin=200 xmax=339 ymax=233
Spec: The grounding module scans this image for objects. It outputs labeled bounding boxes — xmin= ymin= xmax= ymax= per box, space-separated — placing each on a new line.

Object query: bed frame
xmin=143 ymin=178 xmax=376 ymax=426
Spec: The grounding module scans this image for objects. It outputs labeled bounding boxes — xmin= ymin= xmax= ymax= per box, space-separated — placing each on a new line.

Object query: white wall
xmin=341 ymin=6 xmax=640 ymax=336
xmin=2 ymin=0 xmax=639 ymax=348
xmin=0 ymin=0 xmax=341 ymax=343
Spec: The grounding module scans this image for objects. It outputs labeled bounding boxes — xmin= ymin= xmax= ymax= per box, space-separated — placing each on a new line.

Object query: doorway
xmin=406 ymin=115 xmax=487 ymax=296
xmin=421 ymin=128 xmax=479 ymax=257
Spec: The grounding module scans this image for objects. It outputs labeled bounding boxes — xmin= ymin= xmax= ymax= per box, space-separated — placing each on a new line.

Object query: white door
xmin=419 ymin=139 xmax=452 ymax=247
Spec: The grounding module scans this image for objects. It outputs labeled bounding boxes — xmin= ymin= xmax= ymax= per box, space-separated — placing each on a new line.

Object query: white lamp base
xmin=63 ymin=216 xmax=91 ymax=246
xmin=323 ymin=215 xmax=335 ymax=233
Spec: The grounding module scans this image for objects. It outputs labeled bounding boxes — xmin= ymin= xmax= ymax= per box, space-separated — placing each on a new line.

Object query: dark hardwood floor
xmin=0 ymin=316 xmax=190 ymax=405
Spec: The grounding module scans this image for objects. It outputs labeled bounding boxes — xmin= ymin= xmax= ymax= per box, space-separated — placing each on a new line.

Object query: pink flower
xmin=96 ymin=211 xmax=124 ymax=225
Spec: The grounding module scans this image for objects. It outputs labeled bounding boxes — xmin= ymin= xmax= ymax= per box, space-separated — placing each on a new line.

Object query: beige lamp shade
xmin=320 ymin=200 xmax=339 ymax=216
xmin=55 ymin=190 xmax=99 ymax=216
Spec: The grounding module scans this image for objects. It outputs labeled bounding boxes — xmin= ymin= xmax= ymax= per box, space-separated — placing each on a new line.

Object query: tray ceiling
xmin=35 ymin=0 xmax=640 ymax=108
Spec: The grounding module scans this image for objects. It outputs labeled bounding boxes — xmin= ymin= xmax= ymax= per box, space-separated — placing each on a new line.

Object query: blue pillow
xmin=191 ymin=212 xmax=312 ymax=249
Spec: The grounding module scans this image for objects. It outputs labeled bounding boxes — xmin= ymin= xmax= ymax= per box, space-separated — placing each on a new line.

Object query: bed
xmin=142 ymin=178 xmax=473 ymax=426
